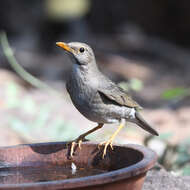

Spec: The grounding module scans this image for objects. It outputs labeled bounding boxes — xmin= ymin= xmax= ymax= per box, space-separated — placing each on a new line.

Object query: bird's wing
xmin=98 ymin=81 xmax=142 ymax=109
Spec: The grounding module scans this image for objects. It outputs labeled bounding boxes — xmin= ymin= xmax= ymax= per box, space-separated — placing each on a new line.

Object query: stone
xmin=143 ymin=169 xmax=190 ymax=190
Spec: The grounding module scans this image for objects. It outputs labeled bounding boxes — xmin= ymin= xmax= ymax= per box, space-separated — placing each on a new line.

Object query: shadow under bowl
xmin=0 ymin=142 xmax=157 ymax=190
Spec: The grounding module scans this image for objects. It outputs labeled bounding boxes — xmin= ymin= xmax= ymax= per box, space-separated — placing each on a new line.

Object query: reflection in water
xmin=0 ymin=166 xmax=106 ymax=184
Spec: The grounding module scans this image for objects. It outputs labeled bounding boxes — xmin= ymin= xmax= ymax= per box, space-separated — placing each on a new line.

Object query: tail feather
xmin=135 ymin=112 xmax=159 ymax=136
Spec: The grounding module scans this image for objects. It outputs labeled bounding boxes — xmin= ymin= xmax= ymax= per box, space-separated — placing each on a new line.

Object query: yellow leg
xmin=69 ymin=123 xmax=104 ymax=157
xmin=99 ymin=121 xmax=125 ymax=158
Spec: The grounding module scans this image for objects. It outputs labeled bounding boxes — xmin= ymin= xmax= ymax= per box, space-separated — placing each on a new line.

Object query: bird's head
xmin=56 ymin=42 xmax=95 ymax=66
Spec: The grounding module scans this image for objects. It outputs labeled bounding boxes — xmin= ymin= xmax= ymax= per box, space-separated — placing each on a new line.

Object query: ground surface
xmin=143 ymin=169 xmax=190 ymax=190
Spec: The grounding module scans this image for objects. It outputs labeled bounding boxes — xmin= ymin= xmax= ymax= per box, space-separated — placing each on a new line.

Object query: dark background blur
xmin=0 ymin=0 xmax=190 ymax=175
xmin=2 ymin=0 xmax=190 ymax=46
xmin=1 ymin=0 xmax=190 ymax=85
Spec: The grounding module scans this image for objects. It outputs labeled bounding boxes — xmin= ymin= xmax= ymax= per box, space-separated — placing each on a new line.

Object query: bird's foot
xmin=98 ymin=122 xmax=125 ymax=159
xmin=68 ymin=137 xmax=87 ymax=158
xmin=98 ymin=138 xmax=114 ymax=159
xmin=70 ymin=141 xmax=76 ymax=158
xmin=67 ymin=124 xmax=104 ymax=159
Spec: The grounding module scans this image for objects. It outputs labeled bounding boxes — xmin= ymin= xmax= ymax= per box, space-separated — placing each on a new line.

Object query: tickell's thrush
xmin=56 ymin=42 xmax=159 ymax=158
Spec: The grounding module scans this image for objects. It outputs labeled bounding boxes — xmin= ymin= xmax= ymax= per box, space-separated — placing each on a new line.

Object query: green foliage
xmin=119 ymin=78 xmax=143 ymax=92
xmin=6 ymin=82 xmax=20 ymax=108
xmin=157 ymin=132 xmax=173 ymax=141
xmin=145 ymin=134 xmax=190 ymax=176
xmin=8 ymin=117 xmax=31 ymax=139
xmin=3 ymin=81 xmax=78 ymax=142
xmin=22 ymin=96 xmax=37 ymax=114
xmin=182 ymin=165 xmax=190 ymax=175
xmin=161 ymin=87 xmax=190 ymax=100
xmin=8 ymin=107 xmax=78 ymax=142
xmin=48 ymin=118 xmax=78 ymax=141
xmin=129 ymin=78 xmax=144 ymax=91
xmin=175 ymin=138 xmax=190 ymax=175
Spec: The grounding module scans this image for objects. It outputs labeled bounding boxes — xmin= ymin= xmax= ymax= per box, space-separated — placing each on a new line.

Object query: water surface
xmin=0 ymin=165 xmax=107 ymax=184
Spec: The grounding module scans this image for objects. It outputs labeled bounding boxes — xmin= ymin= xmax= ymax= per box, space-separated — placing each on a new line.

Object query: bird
xmin=56 ymin=41 xmax=159 ymax=158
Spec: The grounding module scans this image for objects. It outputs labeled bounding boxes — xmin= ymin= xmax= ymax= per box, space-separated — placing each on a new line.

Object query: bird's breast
xmin=66 ymin=70 xmax=98 ymax=114
xmin=66 ymin=67 xmax=123 ymax=123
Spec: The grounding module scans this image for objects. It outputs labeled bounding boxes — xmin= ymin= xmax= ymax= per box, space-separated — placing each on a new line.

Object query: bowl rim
xmin=0 ymin=142 xmax=157 ymax=189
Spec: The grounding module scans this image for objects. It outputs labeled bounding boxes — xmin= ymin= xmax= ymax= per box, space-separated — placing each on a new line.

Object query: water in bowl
xmin=0 ymin=164 xmax=107 ymax=184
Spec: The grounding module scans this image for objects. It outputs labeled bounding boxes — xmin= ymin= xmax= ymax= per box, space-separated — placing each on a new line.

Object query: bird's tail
xmin=135 ymin=112 xmax=159 ymax=136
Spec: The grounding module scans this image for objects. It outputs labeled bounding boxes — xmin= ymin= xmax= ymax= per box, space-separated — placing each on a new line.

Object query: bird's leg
xmin=69 ymin=123 xmax=104 ymax=157
xmin=99 ymin=119 xmax=125 ymax=158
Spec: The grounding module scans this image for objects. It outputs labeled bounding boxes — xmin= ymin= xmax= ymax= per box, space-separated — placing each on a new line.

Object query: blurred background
xmin=0 ymin=0 xmax=190 ymax=175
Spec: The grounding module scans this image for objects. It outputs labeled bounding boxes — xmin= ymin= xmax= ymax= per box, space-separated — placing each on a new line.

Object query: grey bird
xmin=56 ymin=41 xmax=159 ymax=158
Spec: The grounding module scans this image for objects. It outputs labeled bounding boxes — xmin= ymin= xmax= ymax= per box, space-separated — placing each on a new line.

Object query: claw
xmin=99 ymin=139 xmax=114 ymax=159
xmin=110 ymin=142 xmax=114 ymax=150
xmin=98 ymin=122 xmax=125 ymax=158
xmin=98 ymin=141 xmax=103 ymax=149
xmin=70 ymin=142 xmax=76 ymax=157
xmin=67 ymin=124 xmax=104 ymax=158
xmin=98 ymin=143 xmax=102 ymax=150
xmin=78 ymin=140 xmax=82 ymax=149
xmin=69 ymin=138 xmax=83 ymax=158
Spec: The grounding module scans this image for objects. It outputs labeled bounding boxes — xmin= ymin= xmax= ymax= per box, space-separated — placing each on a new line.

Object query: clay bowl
xmin=0 ymin=142 xmax=157 ymax=190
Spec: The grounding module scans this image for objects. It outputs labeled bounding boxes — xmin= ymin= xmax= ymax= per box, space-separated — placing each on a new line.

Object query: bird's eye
xmin=79 ymin=47 xmax=85 ymax=53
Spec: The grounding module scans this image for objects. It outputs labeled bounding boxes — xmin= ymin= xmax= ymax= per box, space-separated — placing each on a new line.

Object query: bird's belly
xmin=71 ymin=94 xmax=128 ymax=124
xmin=85 ymin=104 xmax=122 ymax=123
xmin=67 ymin=80 xmax=132 ymax=124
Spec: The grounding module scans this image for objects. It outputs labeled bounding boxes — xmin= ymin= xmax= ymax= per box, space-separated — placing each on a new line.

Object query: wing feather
xmin=98 ymin=82 xmax=142 ymax=109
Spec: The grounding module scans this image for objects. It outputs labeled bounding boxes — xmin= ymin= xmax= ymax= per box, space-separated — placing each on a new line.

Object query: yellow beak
xmin=56 ymin=42 xmax=73 ymax=53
